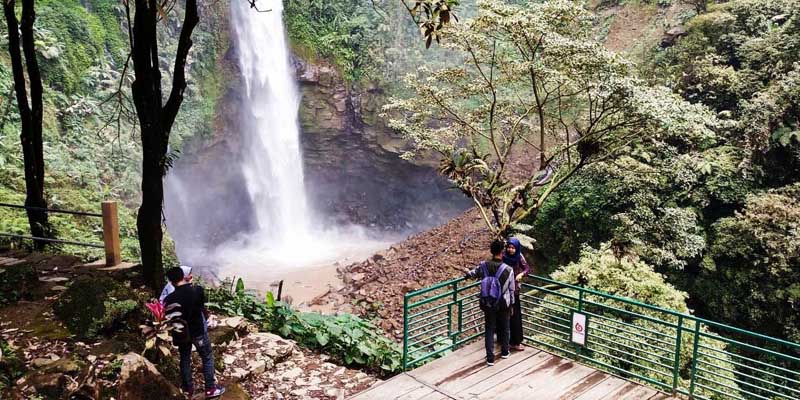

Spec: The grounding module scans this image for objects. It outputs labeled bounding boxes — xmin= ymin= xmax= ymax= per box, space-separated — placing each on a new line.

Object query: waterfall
xmin=231 ymin=0 xmax=312 ymax=244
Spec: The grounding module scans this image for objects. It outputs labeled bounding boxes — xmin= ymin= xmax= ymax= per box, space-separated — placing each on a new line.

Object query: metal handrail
xmin=0 ymin=201 xmax=122 ymax=265
xmin=0 ymin=202 xmax=102 ymax=217
xmin=402 ymin=275 xmax=800 ymax=400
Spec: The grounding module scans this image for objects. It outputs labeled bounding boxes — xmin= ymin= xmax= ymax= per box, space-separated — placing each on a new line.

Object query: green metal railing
xmin=402 ymin=275 xmax=800 ymax=400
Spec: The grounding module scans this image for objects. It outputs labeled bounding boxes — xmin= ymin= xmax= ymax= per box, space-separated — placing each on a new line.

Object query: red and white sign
xmin=571 ymin=313 xmax=587 ymax=346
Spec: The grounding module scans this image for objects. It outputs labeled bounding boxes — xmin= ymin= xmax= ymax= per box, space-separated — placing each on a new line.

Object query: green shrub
xmin=0 ymin=261 xmax=38 ymax=306
xmin=53 ymin=275 xmax=143 ymax=339
xmin=205 ymin=279 xmax=403 ymax=375
xmin=0 ymin=339 xmax=26 ymax=393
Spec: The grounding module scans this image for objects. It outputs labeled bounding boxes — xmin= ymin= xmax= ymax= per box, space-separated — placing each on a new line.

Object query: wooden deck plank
xmin=453 ymin=351 xmax=553 ymax=397
xmin=553 ymin=371 xmax=610 ymax=400
xmin=394 ymin=386 xmax=436 ymax=400
xmin=572 ymin=376 xmax=630 ymax=400
xmin=348 ymin=344 xmax=681 ymax=400
xmin=495 ymin=358 xmax=597 ymax=400
xmin=408 ymin=341 xmax=485 ymax=381
xmin=349 ymin=374 xmax=425 ymax=400
xmin=599 ymin=381 xmax=658 ymax=400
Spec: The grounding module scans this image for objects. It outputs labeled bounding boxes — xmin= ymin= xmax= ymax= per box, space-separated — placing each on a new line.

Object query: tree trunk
xmin=3 ymin=0 xmax=49 ymax=249
xmin=130 ymin=0 xmax=198 ymax=291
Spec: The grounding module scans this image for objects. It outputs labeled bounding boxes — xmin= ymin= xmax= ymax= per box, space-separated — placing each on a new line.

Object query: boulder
xmin=25 ymin=372 xmax=67 ymax=398
xmin=117 ymin=353 xmax=183 ymax=400
xmin=52 ymin=275 xmax=142 ymax=339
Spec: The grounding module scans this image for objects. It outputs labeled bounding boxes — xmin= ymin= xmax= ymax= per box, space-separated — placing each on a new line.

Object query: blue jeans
xmin=178 ymin=320 xmax=215 ymax=392
xmin=484 ymin=308 xmax=510 ymax=363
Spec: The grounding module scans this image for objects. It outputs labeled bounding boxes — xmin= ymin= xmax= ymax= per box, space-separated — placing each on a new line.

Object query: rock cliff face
xmin=293 ymin=56 xmax=469 ymax=232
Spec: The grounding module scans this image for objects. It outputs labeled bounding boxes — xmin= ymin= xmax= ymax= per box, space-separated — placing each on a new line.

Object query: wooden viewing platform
xmin=350 ymin=342 xmax=679 ymax=400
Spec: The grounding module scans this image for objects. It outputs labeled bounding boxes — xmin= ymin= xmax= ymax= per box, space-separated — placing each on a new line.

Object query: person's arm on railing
xmin=465 ymin=262 xmax=485 ymax=279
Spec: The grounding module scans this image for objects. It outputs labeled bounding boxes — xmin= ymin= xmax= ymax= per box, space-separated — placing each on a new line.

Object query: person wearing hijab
xmin=503 ymin=238 xmax=531 ymax=351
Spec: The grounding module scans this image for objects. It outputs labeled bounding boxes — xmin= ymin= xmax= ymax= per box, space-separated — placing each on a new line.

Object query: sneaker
xmin=205 ymin=385 xmax=225 ymax=399
xmin=501 ymin=352 xmax=510 ymax=359
xmin=181 ymin=387 xmax=194 ymax=398
xmin=487 ymin=361 xmax=495 ymax=366
xmin=511 ymin=344 xmax=525 ymax=351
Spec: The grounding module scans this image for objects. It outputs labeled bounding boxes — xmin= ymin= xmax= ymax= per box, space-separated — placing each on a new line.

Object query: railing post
xmin=672 ymin=315 xmax=684 ymax=393
xmin=402 ymin=293 xmax=410 ymax=371
xmin=101 ymin=201 xmax=121 ymax=266
xmin=688 ymin=320 xmax=702 ymax=397
xmin=448 ymin=282 xmax=456 ymax=345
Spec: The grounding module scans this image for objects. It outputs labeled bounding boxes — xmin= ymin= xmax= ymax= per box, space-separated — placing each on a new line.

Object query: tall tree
xmin=128 ymin=0 xmax=198 ymax=291
xmin=386 ymin=0 xmax=715 ymax=243
xmin=2 ymin=0 xmax=50 ymax=249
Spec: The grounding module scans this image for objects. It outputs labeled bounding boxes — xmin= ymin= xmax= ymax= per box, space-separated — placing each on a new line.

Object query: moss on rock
xmin=52 ymin=275 xmax=142 ymax=339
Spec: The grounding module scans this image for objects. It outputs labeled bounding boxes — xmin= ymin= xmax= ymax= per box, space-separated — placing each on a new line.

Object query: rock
xmin=26 ymin=372 xmax=68 ymax=398
xmin=211 ymin=324 xmax=239 ymax=346
xmin=117 ymin=353 xmax=183 ymax=400
xmin=50 ymin=285 xmax=68 ymax=291
xmin=31 ymin=358 xmax=55 ymax=368
xmin=247 ymin=360 xmax=267 ymax=375
xmin=281 ymin=367 xmax=303 ymax=381
xmin=224 ymin=355 xmax=237 ymax=365
xmin=661 ymin=26 xmax=687 ymax=48
xmin=52 ymin=276 xmax=141 ymax=339
xmin=225 ymin=316 xmax=245 ymax=329
xmin=39 ymin=276 xmax=68 ymax=283
xmin=221 ymin=382 xmax=251 ymax=400
xmin=351 ymin=273 xmax=365 ymax=282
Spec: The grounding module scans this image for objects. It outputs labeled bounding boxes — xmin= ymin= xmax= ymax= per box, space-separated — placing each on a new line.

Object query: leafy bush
xmin=271 ymin=304 xmax=402 ymax=374
xmin=206 ymin=278 xmax=271 ymax=322
xmin=0 ymin=261 xmax=38 ymax=306
xmin=532 ymin=246 xmax=740 ymax=399
xmin=205 ymin=279 xmax=403 ymax=375
xmin=0 ymin=339 xmax=26 ymax=393
xmin=53 ymin=275 xmax=143 ymax=339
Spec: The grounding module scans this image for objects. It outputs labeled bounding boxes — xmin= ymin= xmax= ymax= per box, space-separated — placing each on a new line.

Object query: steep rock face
xmin=293 ymin=56 xmax=469 ymax=232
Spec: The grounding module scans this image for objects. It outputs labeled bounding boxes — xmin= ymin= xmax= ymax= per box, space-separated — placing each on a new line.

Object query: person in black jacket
xmin=164 ymin=267 xmax=225 ymax=399
xmin=465 ymin=239 xmax=515 ymax=366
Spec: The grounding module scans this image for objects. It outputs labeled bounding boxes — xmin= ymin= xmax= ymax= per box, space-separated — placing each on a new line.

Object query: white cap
xmin=180 ymin=265 xmax=192 ymax=276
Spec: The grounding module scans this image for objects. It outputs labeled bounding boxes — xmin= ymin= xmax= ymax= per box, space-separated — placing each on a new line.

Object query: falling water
xmin=231 ymin=0 xmax=311 ymax=242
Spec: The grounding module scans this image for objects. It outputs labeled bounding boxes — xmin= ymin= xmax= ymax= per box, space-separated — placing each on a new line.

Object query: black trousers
xmin=484 ymin=308 xmax=510 ymax=363
xmin=510 ymin=292 xmax=523 ymax=346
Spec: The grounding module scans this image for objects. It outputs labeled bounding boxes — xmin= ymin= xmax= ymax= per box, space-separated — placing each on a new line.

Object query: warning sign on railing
xmin=571 ymin=312 xmax=587 ymax=346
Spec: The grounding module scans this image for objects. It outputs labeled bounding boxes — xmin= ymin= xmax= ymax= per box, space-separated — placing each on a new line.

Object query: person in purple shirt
xmin=503 ymin=237 xmax=531 ymax=351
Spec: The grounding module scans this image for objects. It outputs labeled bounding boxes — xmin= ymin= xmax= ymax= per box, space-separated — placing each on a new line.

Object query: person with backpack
xmin=503 ymin=238 xmax=531 ymax=352
xmin=163 ymin=267 xmax=225 ymax=399
xmin=465 ymin=239 xmax=516 ymax=366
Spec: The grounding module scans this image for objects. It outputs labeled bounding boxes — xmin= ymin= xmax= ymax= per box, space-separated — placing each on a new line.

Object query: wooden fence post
xmin=101 ymin=201 xmax=121 ymax=266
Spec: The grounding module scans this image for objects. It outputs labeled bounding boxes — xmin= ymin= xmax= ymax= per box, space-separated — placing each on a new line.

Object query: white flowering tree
xmin=385 ymin=0 xmax=715 ymax=241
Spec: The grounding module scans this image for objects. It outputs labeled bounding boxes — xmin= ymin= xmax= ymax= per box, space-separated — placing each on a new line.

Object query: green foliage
xmin=206 ymin=278 xmax=271 ymax=322
xmin=698 ymin=184 xmax=800 ymax=342
xmin=387 ymin=0 xmax=715 ymax=238
xmin=53 ymin=275 xmax=143 ymax=339
xmin=0 ymin=261 xmax=38 ymax=306
xmin=36 ymin=0 xmax=126 ymax=94
xmin=539 ymin=246 xmax=739 ymax=398
xmin=284 ymin=0 xmax=383 ymax=81
xmin=0 ymin=338 xmax=26 ymax=393
xmin=205 ymin=279 xmax=403 ymax=375
xmin=271 ymin=306 xmax=402 ymax=374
